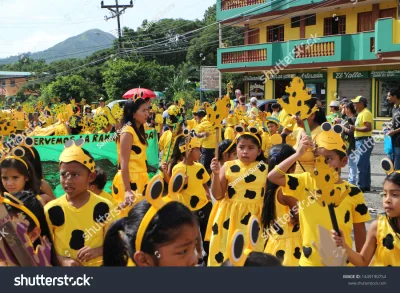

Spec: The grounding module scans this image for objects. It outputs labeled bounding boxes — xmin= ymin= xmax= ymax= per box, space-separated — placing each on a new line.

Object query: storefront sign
xmin=270 ymin=72 xmax=326 ymax=80
xmin=371 ymin=70 xmax=400 ymax=78
xmin=249 ymin=81 xmax=265 ymax=98
xmin=243 ymin=75 xmax=265 ymax=81
xmin=333 ymin=71 xmax=369 ymax=79
xmin=200 ymin=66 xmax=220 ymax=90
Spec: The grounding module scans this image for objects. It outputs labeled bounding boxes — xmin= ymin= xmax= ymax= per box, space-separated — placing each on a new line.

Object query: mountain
xmin=0 ymin=29 xmax=116 ymax=65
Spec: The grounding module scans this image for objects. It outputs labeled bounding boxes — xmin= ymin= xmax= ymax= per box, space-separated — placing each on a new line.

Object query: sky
xmin=0 ymin=0 xmax=216 ymax=58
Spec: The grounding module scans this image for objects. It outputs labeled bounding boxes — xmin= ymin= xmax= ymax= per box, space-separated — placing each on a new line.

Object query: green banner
xmin=33 ymin=129 xmax=159 ymax=197
xmin=333 ymin=71 xmax=369 ymax=79
xmin=269 ymin=72 xmax=326 ymax=80
xmin=370 ymin=70 xmax=400 ymax=79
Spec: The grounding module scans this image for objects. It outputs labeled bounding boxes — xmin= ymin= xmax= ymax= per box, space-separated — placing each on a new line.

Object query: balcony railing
xmin=294 ymin=42 xmax=335 ymax=58
xmin=221 ymin=0 xmax=265 ymax=11
xmin=222 ymin=49 xmax=266 ymax=64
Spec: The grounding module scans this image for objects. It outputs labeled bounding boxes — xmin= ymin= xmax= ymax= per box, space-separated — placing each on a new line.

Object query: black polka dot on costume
xmin=344 ymin=210 xmax=350 ymax=223
xmin=276 ymin=250 xmax=285 ymax=261
xmin=83 ymin=161 xmax=87 ymax=165
xmin=349 ymin=186 xmax=361 ymax=197
xmin=355 ymin=203 xmax=368 ymax=215
xmin=113 ymin=185 xmax=119 ymax=194
xmin=48 ymin=206 xmax=65 ymax=227
xmin=69 ymin=230 xmax=85 ymax=250
xmin=292 ymin=92 xmax=297 ymax=97
xmin=325 ymin=174 xmax=330 ymax=182
xmin=230 ymin=165 xmax=241 ymax=173
xmin=240 ymin=212 xmax=251 ymax=225
xmin=287 ymin=176 xmax=299 ymax=190
xmin=293 ymin=247 xmax=301 ymax=259
xmin=273 ymin=223 xmax=284 ymax=236
xmin=143 ymin=184 xmax=148 ymax=196
xmin=244 ymin=190 xmax=256 ymax=199
xmin=382 ymin=234 xmax=395 ymax=250
xmin=215 ymin=252 xmax=224 ymax=264
xmin=302 ymin=246 xmax=312 ymax=258
xmin=196 ymin=168 xmax=205 ymax=180
xmin=292 ymin=224 xmax=300 ymax=233
xmin=330 ymin=189 xmax=335 ymax=196
xmin=261 ymin=187 xmax=265 ymax=198
xmin=228 ymin=186 xmax=236 ymax=198
xmin=244 ymin=174 xmax=256 ymax=183
xmin=93 ymin=202 xmax=110 ymax=223
xmin=183 ymin=183 xmax=188 ymax=190
xmin=212 ymin=223 xmax=218 ymax=235
xmin=223 ymin=218 xmax=230 ymax=230
xmin=89 ymin=159 xmax=94 ymax=164
xmin=297 ymin=100 xmax=301 ymax=107
xmin=216 ymin=114 xmax=220 ymax=120
xmin=131 ymin=145 xmax=142 ymax=154
xmin=258 ymin=164 xmax=266 ymax=172
xmin=130 ymin=182 xmax=138 ymax=191
xmin=190 ymin=196 xmax=200 ymax=209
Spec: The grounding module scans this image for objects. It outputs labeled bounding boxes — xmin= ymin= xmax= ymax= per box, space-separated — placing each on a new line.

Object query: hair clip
xmin=59 ymin=138 xmax=95 ymax=172
xmin=135 ymin=172 xmax=185 ymax=252
xmin=226 ymin=216 xmax=260 ymax=266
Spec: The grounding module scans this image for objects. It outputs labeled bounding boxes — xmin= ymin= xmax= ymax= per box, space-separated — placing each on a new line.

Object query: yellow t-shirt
xmin=99 ymin=190 xmax=118 ymax=207
xmin=171 ymin=162 xmax=210 ymax=211
xmin=186 ymin=119 xmax=198 ymax=131
xmin=278 ymin=109 xmax=289 ymax=124
xmin=196 ymin=119 xmax=221 ymax=149
xmin=159 ymin=130 xmax=173 ymax=162
xmin=354 ymin=108 xmax=373 ymax=138
xmin=224 ymin=126 xmax=235 ymax=141
xmin=44 ymin=191 xmax=116 ymax=266
xmin=282 ymin=173 xmax=371 ymax=266
xmin=122 ymin=125 xmax=147 ymax=174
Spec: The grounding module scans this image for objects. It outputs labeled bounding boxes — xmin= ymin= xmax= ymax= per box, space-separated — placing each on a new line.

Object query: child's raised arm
xmin=268 ymin=132 xmax=312 ymax=187
xmin=210 ymin=158 xmax=226 ymax=200
xmin=332 ymin=220 xmax=378 ymax=266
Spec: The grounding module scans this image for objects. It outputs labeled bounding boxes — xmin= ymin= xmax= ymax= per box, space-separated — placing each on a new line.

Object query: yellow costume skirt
xmin=111 ymin=170 xmax=149 ymax=218
xmin=264 ymin=235 xmax=302 ymax=266
xmin=205 ymin=198 xmax=265 ymax=266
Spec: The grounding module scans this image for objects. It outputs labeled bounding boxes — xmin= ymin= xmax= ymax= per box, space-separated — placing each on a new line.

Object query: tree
xmin=41 ymin=75 xmax=97 ymax=103
xmin=102 ymin=58 xmax=174 ymax=100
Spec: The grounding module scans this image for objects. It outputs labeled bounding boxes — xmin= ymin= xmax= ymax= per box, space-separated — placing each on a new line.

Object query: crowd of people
xmin=0 ymin=84 xmax=399 ymax=267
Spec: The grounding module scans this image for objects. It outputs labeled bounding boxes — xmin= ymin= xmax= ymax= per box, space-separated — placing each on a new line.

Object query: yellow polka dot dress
xmin=370 ymin=215 xmax=400 ymax=266
xmin=264 ymin=187 xmax=302 ymax=266
xmin=206 ymin=159 xmax=268 ymax=266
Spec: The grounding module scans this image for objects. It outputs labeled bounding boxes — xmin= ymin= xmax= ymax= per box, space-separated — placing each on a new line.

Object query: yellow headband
xmin=315 ymin=122 xmax=346 ymax=153
xmin=0 ymin=193 xmax=40 ymax=229
xmin=59 ymin=139 xmax=95 ymax=172
xmin=235 ymin=125 xmax=261 ymax=146
xmin=381 ymin=158 xmax=400 ymax=175
xmin=179 ymin=133 xmax=201 ymax=153
xmin=135 ymin=172 xmax=185 ymax=252
xmin=226 ymin=216 xmax=260 ymax=266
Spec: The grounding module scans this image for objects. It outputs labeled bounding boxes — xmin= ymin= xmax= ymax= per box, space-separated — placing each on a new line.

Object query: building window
xmin=378 ymin=80 xmax=399 ymax=117
xmin=267 ymin=25 xmax=284 ymax=42
xmin=248 ymin=28 xmax=260 ymax=45
xmin=10 ymin=79 xmax=16 ymax=87
xmin=291 ymin=16 xmax=300 ymax=28
xmin=305 ymin=14 xmax=316 ymax=26
xmin=324 ymin=16 xmax=346 ymax=36
xmin=379 ymin=8 xmax=396 ymax=19
xmin=357 ymin=11 xmax=373 ymax=32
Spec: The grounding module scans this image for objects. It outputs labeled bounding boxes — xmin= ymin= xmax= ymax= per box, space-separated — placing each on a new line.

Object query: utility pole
xmin=101 ymin=0 xmax=134 ymax=51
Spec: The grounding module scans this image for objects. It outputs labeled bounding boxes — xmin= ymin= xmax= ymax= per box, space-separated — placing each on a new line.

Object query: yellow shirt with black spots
xmin=370 ymin=215 xmax=400 ymax=266
xmin=196 ymin=119 xmax=221 ymax=149
xmin=171 ymin=162 xmax=210 ymax=211
xmin=44 ymin=191 xmax=116 ymax=266
xmin=282 ymin=173 xmax=371 ymax=266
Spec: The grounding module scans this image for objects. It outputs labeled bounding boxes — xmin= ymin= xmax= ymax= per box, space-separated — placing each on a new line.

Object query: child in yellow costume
xmin=206 ymin=127 xmax=268 ymax=266
xmin=44 ymin=139 xmax=116 ymax=266
xmin=262 ymin=144 xmax=302 ymax=266
xmin=224 ymin=115 xmax=238 ymax=141
xmin=89 ymin=167 xmax=118 ymax=207
xmin=111 ymin=98 xmax=150 ymax=217
xmin=332 ymin=158 xmax=400 ymax=266
xmin=268 ymin=123 xmax=371 ymax=266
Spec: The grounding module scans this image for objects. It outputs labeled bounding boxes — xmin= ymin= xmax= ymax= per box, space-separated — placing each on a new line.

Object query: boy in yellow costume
xmin=268 ymin=123 xmax=371 ymax=266
xmin=45 ymin=139 xmax=116 ymax=266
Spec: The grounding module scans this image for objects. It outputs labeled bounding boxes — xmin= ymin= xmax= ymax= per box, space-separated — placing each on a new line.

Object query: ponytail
xmin=103 ymin=218 xmax=130 ymax=266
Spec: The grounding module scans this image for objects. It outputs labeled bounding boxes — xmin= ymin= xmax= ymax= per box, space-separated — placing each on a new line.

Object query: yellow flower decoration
xmin=193 ymin=100 xmax=200 ymax=113
xmin=111 ymin=103 xmax=123 ymax=122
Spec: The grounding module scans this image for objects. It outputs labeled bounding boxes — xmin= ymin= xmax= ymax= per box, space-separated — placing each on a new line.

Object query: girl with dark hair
xmin=218 ymin=139 xmax=237 ymax=167
xmin=262 ymin=144 xmax=302 ymax=266
xmin=0 ymin=191 xmax=60 ymax=266
xmin=332 ymin=170 xmax=400 ymax=266
xmin=291 ymin=107 xmax=326 ymax=173
xmin=207 ymin=133 xmax=267 ymax=266
xmin=103 ymin=200 xmax=199 ymax=266
xmin=111 ymin=98 xmax=150 ymax=216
